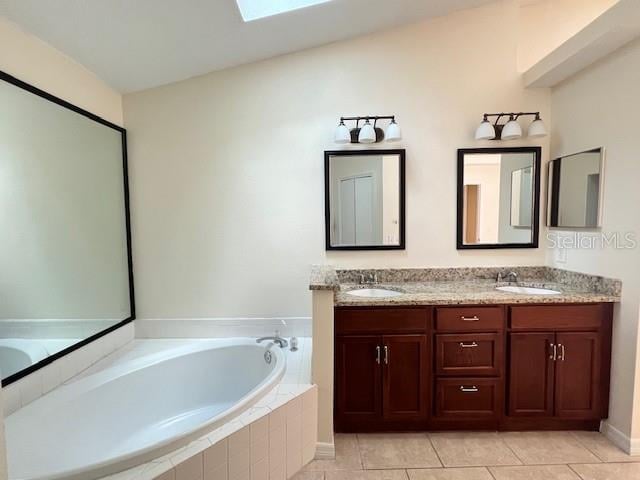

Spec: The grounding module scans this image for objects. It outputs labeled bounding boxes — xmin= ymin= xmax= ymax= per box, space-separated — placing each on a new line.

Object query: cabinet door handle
xmin=459 ymin=341 xmax=478 ymax=348
xmin=461 ymin=316 xmax=480 ymax=322
xmin=559 ymin=343 xmax=565 ymax=361
xmin=383 ymin=345 xmax=389 ymax=365
xmin=375 ymin=345 xmax=381 ymax=364
xmin=549 ymin=342 xmax=557 ymax=361
xmin=460 ymin=385 xmax=479 ymax=393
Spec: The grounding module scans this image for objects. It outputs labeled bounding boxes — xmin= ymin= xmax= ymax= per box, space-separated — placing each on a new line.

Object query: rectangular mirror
xmin=457 ymin=147 xmax=541 ymax=249
xmin=0 ymin=71 xmax=134 ymax=385
xmin=324 ymin=149 xmax=405 ymax=250
xmin=547 ymin=148 xmax=604 ymax=228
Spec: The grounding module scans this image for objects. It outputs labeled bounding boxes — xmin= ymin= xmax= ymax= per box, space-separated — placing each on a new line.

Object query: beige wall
xmin=123 ymin=0 xmax=550 ymax=320
xmin=549 ymin=37 xmax=640 ymax=443
xmin=0 ymin=17 xmax=122 ymax=125
xmin=517 ymin=0 xmax=619 ymax=72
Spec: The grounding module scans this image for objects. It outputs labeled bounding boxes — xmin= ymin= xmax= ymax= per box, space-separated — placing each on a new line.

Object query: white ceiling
xmin=0 ymin=0 xmax=493 ymax=93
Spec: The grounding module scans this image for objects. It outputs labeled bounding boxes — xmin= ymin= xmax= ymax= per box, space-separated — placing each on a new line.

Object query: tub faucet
xmin=257 ymin=330 xmax=289 ymax=349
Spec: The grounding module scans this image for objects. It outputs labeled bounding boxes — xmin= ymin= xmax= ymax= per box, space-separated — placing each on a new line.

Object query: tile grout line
xmin=496 ymin=433 xmax=526 ymax=466
xmin=567 ymin=463 xmax=588 ymax=480
xmin=425 ymin=433 xmax=445 ymax=469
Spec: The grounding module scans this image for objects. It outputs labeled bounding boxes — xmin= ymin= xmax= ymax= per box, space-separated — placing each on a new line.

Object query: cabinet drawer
xmin=510 ymin=305 xmax=604 ymax=331
xmin=435 ymin=333 xmax=502 ymax=376
xmin=435 ymin=378 xmax=500 ymax=418
xmin=335 ymin=308 xmax=430 ymax=335
xmin=435 ymin=307 xmax=504 ymax=332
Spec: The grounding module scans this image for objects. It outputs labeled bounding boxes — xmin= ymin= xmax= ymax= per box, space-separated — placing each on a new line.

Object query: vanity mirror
xmin=0 ymin=71 xmax=134 ymax=385
xmin=547 ymin=148 xmax=604 ymax=228
xmin=325 ymin=149 xmax=405 ymax=250
xmin=457 ymin=147 xmax=541 ymax=249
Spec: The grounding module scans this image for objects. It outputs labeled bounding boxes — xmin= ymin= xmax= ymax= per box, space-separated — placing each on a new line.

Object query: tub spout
xmin=257 ymin=331 xmax=289 ymax=349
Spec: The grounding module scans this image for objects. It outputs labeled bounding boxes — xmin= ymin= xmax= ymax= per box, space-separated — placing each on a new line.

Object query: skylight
xmin=236 ymin=0 xmax=333 ymax=22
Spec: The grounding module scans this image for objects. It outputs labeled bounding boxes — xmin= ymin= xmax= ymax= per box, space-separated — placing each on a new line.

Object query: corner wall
xmin=548 ymin=37 xmax=640 ymax=447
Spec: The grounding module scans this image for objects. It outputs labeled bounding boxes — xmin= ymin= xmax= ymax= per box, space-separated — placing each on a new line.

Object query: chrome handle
xmin=549 ymin=343 xmax=557 ymax=361
xmin=383 ymin=345 xmax=389 ymax=365
xmin=459 ymin=341 xmax=478 ymax=348
xmin=461 ymin=316 xmax=480 ymax=322
xmin=375 ymin=345 xmax=381 ymax=364
xmin=559 ymin=343 xmax=565 ymax=361
xmin=460 ymin=386 xmax=479 ymax=393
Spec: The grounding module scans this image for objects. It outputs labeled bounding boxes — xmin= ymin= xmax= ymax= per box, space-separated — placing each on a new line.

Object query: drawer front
xmin=510 ymin=305 xmax=604 ymax=331
xmin=435 ymin=378 xmax=500 ymax=418
xmin=335 ymin=308 xmax=430 ymax=335
xmin=435 ymin=307 xmax=504 ymax=332
xmin=435 ymin=333 xmax=503 ymax=376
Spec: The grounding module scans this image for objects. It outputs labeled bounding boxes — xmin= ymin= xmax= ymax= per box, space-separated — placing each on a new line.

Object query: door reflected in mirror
xmin=325 ymin=150 xmax=405 ymax=250
xmin=548 ymin=148 xmax=604 ymax=228
xmin=457 ymin=147 xmax=541 ymax=249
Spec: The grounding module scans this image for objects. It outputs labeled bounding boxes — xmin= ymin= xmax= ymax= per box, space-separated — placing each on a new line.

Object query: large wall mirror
xmin=457 ymin=147 xmax=541 ymax=249
xmin=325 ymin=149 xmax=405 ymax=250
xmin=0 ymin=71 xmax=134 ymax=385
xmin=547 ymin=148 xmax=604 ymax=228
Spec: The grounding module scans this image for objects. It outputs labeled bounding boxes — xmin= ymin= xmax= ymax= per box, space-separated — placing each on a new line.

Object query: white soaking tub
xmin=6 ymin=339 xmax=286 ymax=480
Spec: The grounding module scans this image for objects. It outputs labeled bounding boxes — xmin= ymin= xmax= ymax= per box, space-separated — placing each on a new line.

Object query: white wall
xmin=124 ymin=0 xmax=550 ymax=319
xmin=549 ymin=37 xmax=640 ymax=442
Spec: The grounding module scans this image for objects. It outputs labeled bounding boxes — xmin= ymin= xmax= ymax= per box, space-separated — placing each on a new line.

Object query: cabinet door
xmin=555 ymin=332 xmax=601 ymax=419
xmin=382 ymin=334 xmax=429 ymax=421
xmin=335 ymin=336 xmax=382 ymax=425
xmin=508 ymin=332 xmax=555 ymax=416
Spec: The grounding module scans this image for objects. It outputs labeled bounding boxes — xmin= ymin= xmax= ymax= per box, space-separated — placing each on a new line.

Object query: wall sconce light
xmin=475 ymin=112 xmax=547 ymax=141
xmin=334 ymin=116 xmax=402 ymax=144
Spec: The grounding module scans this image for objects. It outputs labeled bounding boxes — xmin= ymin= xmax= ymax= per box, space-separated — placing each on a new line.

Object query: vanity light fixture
xmin=334 ymin=115 xmax=402 ymax=144
xmin=475 ymin=112 xmax=547 ymax=141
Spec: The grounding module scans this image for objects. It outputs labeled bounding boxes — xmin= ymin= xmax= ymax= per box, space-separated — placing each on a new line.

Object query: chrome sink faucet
xmin=359 ymin=272 xmax=379 ymax=284
xmin=497 ymin=271 xmax=519 ymax=284
xmin=257 ymin=330 xmax=289 ymax=349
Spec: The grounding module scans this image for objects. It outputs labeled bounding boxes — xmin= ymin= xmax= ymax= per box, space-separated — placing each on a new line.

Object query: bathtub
xmin=0 ymin=338 xmax=79 ymax=379
xmin=5 ymin=339 xmax=286 ymax=480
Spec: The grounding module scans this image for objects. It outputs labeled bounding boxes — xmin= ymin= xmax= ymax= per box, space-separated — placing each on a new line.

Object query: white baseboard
xmin=315 ymin=442 xmax=335 ymax=459
xmin=135 ymin=317 xmax=311 ymax=338
xmin=601 ymin=420 xmax=640 ymax=455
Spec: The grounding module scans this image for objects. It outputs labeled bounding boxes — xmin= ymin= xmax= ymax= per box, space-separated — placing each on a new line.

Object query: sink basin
xmin=346 ymin=288 xmax=404 ymax=298
xmin=496 ymin=286 xmax=561 ymax=295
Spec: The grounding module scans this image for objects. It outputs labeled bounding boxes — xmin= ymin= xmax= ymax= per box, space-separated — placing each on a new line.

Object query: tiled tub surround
xmin=309 ymin=266 xmax=621 ymax=306
xmin=2 ymin=321 xmax=134 ymax=416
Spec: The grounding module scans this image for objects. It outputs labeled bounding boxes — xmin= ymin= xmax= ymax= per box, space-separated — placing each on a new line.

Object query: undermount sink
xmin=496 ymin=285 xmax=561 ymax=295
xmin=346 ymin=288 xmax=404 ymax=298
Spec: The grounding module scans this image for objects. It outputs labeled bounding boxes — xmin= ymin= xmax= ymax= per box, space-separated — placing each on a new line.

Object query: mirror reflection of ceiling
xmin=0 ymin=0 xmax=493 ymax=92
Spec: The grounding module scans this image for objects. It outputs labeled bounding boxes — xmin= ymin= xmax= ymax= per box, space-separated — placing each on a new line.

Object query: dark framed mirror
xmin=457 ymin=147 xmax=541 ymax=249
xmin=324 ymin=149 xmax=405 ymax=250
xmin=0 ymin=70 xmax=134 ymax=386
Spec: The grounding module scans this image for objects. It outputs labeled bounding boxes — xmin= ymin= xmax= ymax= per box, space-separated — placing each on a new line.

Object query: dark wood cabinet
xmin=335 ymin=303 xmax=613 ymax=432
xmin=508 ymin=332 xmax=555 ymax=416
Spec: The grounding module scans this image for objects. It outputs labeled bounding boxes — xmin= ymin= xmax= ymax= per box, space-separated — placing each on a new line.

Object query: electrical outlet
xmin=555 ymin=247 xmax=567 ymax=264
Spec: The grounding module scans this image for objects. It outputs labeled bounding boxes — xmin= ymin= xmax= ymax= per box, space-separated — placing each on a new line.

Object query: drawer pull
xmin=383 ymin=345 xmax=389 ymax=365
xmin=461 ymin=316 xmax=480 ymax=322
xmin=459 ymin=341 xmax=478 ymax=348
xmin=549 ymin=343 xmax=557 ymax=361
xmin=375 ymin=345 xmax=381 ymax=364
xmin=559 ymin=343 xmax=565 ymax=361
xmin=459 ymin=385 xmax=479 ymax=393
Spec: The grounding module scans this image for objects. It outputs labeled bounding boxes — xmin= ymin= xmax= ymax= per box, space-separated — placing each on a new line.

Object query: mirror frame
xmin=456 ymin=146 xmax=541 ymax=250
xmin=324 ymin=149 xmax=406 ymax=251
xmin=0 ymin=70 xmax=135 ymax=387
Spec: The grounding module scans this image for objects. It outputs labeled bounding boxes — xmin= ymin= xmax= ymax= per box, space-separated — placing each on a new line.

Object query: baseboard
xmin=135 ymin=317 xmax=311 ymax=338
xmin=315 ymin=442 xmax=335 ymax=459
xmin=601 ymin=420 xmax=640 ymax=455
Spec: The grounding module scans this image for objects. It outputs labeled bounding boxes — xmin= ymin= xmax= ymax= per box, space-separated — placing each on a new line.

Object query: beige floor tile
xmin=489 ymin=465 xmax=581 ymax=479
xmin=500 ymin=431 xmax=600 ymax=465
xmin=407 ymin=467 xmax=493 ymax=480
xmin=303 ymin=434 xmax=363 ymax=471
xmin=570 ymin=462 xmax=640 ymax=479
xmin=325 ymin=470 xmax=408 ymax=480
xmin=292 ymin=473 xmax=325 ymax=480
xmin=429 ymin=432 xmax=522 ymax=467
xmin=571 ymin=431 xmax=640 ymax=463
xmin=357 ymin=434 xmax=442 ymax=469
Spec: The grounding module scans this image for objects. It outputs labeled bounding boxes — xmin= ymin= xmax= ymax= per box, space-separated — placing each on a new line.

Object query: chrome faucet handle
xmin=359 ymin=274 xmax=366 ymax=285
xmin=496 ymin=272 xmax=503 ymax=283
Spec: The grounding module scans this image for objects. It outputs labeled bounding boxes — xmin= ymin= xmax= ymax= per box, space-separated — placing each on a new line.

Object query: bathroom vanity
xmin=311 ymin=266 xmax=621 ymax=434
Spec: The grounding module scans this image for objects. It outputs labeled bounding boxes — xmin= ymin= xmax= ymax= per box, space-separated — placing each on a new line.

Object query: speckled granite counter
xmin=309 ymin=265 xmax=621 ymax=306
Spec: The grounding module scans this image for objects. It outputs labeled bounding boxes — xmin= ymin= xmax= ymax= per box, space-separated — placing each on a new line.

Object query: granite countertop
xmin=309 ymin=265 xmax=621 ymax=307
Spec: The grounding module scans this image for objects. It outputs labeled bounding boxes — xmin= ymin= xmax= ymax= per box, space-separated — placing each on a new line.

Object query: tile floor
xmin=295 ymin=432 xmax=640 ymax=480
